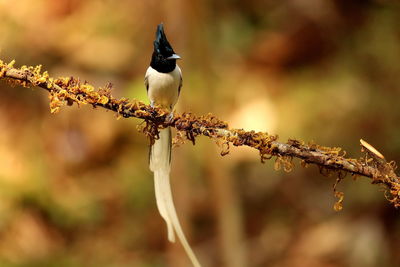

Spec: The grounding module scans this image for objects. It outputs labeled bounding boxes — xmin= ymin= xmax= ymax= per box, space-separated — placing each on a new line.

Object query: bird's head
xmin=151 ymin=24 xmax=181 ymax=73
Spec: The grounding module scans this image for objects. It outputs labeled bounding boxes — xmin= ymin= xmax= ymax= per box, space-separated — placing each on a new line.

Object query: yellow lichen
xmin=82 ymin=84 xmax=95 ymax=92
xmin=99 ymin=95 xmax=109 ymax=104
xmin=0 ymin=59 xmax=15 ymax=77
xmin=7 ymin=60 xmax=15 ymax=69
xmin=49 ymin=93 xmax=63 ymax=114
xmin=274 ymin=156 xmax=282 ymax=171
xmin=333 ymin=191 xmax=344 ymax=211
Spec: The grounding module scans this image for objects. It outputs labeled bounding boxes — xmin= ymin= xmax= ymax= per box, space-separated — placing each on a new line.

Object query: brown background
xmin=0 ymin=0 xmax=400 ymax=266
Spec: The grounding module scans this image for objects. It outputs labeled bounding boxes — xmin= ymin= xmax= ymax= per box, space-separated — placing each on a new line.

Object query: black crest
xmin=150 ymin=24 xmax=179 ymax=73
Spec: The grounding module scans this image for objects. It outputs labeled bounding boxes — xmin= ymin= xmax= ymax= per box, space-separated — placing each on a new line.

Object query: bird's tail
xmin=150 ymin=127 xmax=202 ymax=267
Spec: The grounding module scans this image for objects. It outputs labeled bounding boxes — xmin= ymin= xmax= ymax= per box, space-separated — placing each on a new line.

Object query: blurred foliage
xmin=0 ymin=0 xmax=400 ymax=266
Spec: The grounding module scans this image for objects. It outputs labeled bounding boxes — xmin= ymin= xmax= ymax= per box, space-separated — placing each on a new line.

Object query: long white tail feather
xmin=150 ymin=128 xmax=202 ymax=267
xmin=154 ymin=171 xmax=175 ymax=242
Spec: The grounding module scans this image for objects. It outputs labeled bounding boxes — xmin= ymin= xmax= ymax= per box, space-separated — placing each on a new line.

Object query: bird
xmin=145 ymin=23 xmax=202 ymax=267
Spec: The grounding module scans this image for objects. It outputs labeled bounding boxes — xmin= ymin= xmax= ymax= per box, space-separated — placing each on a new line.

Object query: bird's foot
xmin=166 ymin=112 xmax=174 ymax=124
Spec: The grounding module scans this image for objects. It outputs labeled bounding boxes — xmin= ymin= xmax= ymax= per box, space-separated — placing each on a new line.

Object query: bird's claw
xmin=166 ymin=112 xmax=174 ymax=124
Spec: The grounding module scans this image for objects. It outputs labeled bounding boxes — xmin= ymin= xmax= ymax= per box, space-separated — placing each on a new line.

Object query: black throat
xmin=150 ymin=52 xmax=177 ymax=73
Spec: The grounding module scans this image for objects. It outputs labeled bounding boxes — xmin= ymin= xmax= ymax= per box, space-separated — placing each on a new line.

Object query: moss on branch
xmin=1 ymin=59 xmax=400 ymax=209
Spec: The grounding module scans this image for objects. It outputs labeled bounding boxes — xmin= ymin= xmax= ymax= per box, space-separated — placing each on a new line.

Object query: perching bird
xmin=145 ymin=24 xmax=201 ymax=267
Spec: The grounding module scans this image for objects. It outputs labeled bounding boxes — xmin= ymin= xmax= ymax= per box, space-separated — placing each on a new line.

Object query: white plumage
xmin=146 ymin=66 xmax=181 ymax=109
xmin=146 ymin=64 xmax=201 ymax=267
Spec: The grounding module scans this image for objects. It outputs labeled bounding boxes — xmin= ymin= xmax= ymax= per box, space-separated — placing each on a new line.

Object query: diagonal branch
xmin=1 ymin=59 xmax=399 ymax=209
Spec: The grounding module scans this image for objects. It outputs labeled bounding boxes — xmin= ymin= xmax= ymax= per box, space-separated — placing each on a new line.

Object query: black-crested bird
xmin=145 ymin=24 xmax=201 ymax=267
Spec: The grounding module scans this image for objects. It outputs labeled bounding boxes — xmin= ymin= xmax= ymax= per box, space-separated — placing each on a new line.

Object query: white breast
xmin=146 ymin=65 xmax=181 ymax=110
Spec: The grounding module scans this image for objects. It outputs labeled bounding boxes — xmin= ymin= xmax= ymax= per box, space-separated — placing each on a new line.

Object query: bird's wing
xmin=178 ymin=75 xmax=182 ymax=96
xmin=144 ymin=73 xmax=149 ymax=92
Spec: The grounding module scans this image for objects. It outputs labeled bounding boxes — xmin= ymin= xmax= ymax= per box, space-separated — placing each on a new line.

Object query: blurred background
xmin=0 ymin=0 xmax=400 ymax=266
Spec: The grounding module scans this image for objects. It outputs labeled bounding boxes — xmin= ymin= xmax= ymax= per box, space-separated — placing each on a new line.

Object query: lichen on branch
xmin=1 ymin=59 xmax=400 ymax=209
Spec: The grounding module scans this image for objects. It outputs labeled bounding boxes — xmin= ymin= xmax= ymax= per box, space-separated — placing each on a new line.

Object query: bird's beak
xmin=167 ymin=54 xmax=181 ymax=60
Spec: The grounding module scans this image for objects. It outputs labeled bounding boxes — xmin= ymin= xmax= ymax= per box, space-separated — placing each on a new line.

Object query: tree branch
xmin=1 ymin=59 xmax=399 ymax=209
